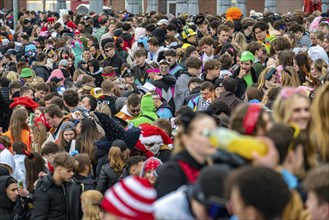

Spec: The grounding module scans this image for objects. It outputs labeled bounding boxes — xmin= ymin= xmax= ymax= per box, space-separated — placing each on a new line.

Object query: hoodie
xmin=0 ymin=149 xmax=16 ymax=178
xmin=130 ymin=94 xmax=158 ymax=127
xmin=0 ymin=176 xmax=18 ymax=220
xmin=120 ymin=32 xmax=134 ymax=51
xmin=87 ymin=59 xmax=103 ymax=87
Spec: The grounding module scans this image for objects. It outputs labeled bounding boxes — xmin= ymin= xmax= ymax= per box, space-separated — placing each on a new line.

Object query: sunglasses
xmin=287 ymin=123 xmax=300 ymax=152
xmin=265 ymin=68 xmax=277 ymax=81
xmin=129 ymin=108 xmax=140 ymax=113
xmin=105 ymin=49 xmax=113 ymax=52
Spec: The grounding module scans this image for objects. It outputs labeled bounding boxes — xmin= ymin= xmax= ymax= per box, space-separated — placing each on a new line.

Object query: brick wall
xmin=246 ymin=0 xmax=265 ymax=16
xmin=199 ymin=0 xmax=217 ymax=15
xmin=111 ymin=0 xmax=125 ymax=11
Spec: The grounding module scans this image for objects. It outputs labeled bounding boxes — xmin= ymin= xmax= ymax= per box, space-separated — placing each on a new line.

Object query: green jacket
xmin=131 ymin=94 xmax=158 ymax=127
xmin=95 ymin=27 xmax=107 ymax=43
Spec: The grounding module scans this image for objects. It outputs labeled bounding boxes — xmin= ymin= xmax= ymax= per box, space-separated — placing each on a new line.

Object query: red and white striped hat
xmin=101 ymin=176 xmax=157 ymax=220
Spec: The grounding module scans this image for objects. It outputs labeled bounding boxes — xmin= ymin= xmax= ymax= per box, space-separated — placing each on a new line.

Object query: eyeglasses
xmin=287 ymin=122 xmax=300 ymax=152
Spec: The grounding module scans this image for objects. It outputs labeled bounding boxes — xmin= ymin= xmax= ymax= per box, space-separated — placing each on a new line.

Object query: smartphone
xmin=28 ymin=113 xmax=35 ymax=127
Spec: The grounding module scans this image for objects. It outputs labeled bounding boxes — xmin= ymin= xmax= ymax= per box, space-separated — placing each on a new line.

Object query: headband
xmin=146 ymin=68 xmax=160 ymax=73
xmin=102 ymin=71 xmax=116 ymax=77
xmin=242 ymin=104 xmax=262 ymax=135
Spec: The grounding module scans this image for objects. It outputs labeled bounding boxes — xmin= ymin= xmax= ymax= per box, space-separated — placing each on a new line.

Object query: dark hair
xmin=226 ymin=166 xmax=290 ymax=220
xmin=36 ymin=52 xmax=47 ymax=61
xmin=246 ymin=41 xmax=262 ymax=55
xmin=303 ymin=165 xmax=329 ymax=205
xmin=24 ymin=152 xmax=45 ymax=192
xmin=153 ymin=118 xmax=172 ymax=138
xmin=104 ymin=42 xmax=115 ymax=49
xmin=36 ymin=82 xmax=50 ymax=92
xmin=41 ymin=141 xmax=62 ymax=156
xmin=218 ymin=53 xmax=232 ymax=70
xmin=186 ymin=56 xmax=202 ymax=69
xmin=53 ymin=152 xmax=77 ymax=170
xmin=50 ymin=96 xmax=65 ymax=110
xmin=74 ymin=153 xmax=91 ymax=174
xmin=147 ymin=37 xmax=159 ymax=47
xmin=200 ymin=81 xmax=214 ymax=91
xmin=266 ymin=123 xmax=308 ymax=164
xmin=122 ymin=22 xmax=132 ymax=31
xmin=252 ymin=21 xmax=269 ymax=32
xmin=85 ymin=95 xmax=97 ymax=111
xmin=289 ymin=23 xmax=304 ymax=34
xmin=19 ymin=86 xmax=33 ymax=97
xmin=13 ymin=142 xmax=27 ymax=154
xmin=164 ymin=49 xmax=176 ymax=57
xmin=90 ymin=43 xmax=100 ymax=50
xmin=207 ymin=99 xmax=230 ymax=116
xmin=127 ymin=94 xmax=141 ymax=107
xmin=126 ymin=156 xmax=146 ymax=171
xmin=45 ymin=104 xmax=64 ymax=118
xmin=222 ymin=78 xmax=236 ymax=93
xmin=134 ymin=48 xmax=147 ymax=57
xmin=204 ymin=59 xmax=221 ymax=73
xmin=184 ymin=45 xmax=198 ymax=58
xmin=63 ymin=89 xmax=79 ymax=108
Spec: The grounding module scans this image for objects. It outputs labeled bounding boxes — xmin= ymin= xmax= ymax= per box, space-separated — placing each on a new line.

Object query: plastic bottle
xmin=203 ymin=127 xmax=268 ymax=160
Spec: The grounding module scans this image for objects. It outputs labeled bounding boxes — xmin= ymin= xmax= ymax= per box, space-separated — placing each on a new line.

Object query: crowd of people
xmin=0 ymin=5 xmax=328 ymax=220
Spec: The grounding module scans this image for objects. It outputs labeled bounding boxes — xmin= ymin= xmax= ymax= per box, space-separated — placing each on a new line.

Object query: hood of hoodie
xmin=88 ymin=59 xmax=101 ymax=73
xmin=120 ymin=32 xmax=133 ymax=41
xmin=141 ymin=93 xmax=156 ymax=113
xmin=0 ymin=175 xmax=17 ymax=210
xmin=0 ymin=149 xmax=15 ymax=173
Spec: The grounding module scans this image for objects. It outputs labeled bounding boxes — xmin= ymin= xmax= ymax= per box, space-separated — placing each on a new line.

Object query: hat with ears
xmin=101 ymin=176 xmax=156 ymax=220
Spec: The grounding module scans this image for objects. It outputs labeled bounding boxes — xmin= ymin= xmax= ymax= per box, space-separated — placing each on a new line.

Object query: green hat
xmin=240 ymin=51 xmax=255 ymax=63
xmin=79 ymin=36 xmax=88 ymax=48
xmin=20 ymin=68 xmax=33 ymax=78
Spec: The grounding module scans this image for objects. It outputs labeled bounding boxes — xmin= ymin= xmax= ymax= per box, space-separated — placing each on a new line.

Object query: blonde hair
xmin=310 ymin=82 xmax=329 ymax=161
xmin=31 ymin=122 xmax=48 ymax=153
xmin=312 ymin=58 xmax=328 ymax=79
xmin=95 ymin=103 xmax=111 ymax=116
xmin=281 ymin=66 xmax=300 ymax=88
xmin=272 ymin=90 xmax=309 ymax=124
xmin=81 ymin=190 xmax=103 ymax=220
xmin=9 ymin=107 xmax=29 ymax=143
xmin=109 ymin=146 xmax=130 ymax=174
xmin=232 ymin=32 xmax=248 ymax=51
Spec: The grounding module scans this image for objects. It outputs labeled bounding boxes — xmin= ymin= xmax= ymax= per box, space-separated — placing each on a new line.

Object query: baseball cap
xmin=122 ymin=69 xmax=134 ymax=78
xmin=60 ymin=121 xmax=76 ymax=132
xmin=157 ymin=19 xmax=169 ymax=26
xmin=59 ymin=59 xmax=69 ymax=67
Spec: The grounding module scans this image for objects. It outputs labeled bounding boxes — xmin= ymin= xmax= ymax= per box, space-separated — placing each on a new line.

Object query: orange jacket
xmin=3 ymin=129 xmax=31 ymax=152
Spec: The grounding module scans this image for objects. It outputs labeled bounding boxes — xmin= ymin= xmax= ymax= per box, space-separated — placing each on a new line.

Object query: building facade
xmin=0 ymin=0 xmax=315 ymax=16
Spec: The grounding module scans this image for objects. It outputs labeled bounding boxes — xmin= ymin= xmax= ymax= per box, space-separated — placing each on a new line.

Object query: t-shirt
xmin=243 ymin=74 xmax=253 ymax=87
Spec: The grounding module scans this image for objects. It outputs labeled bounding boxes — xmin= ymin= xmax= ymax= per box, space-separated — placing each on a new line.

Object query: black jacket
xmin=68 ymin=174 xmax=96 ymax=220
xmin=102 ymin=52 xmax=126 ymax=76
xmin=131 ymin=62 xmax=151 ymax=85
xmin=217 ymin=91 xmax=244 ymax=115
xmin=96 ymin=164 xmax=120 ymax=194
xmin=32 ymin=65 xmax=51 ymax=81
xmin=97 ymin=95 xmax=118 ymax=115
xmin=31 ymin=174 xmax=71 ymax=220
xmin=232 ymin=67 xmax=258 ymax=99
xmin=0 ymin=176 xmax=18 ymax=220
xmin=183 ymin=87 xmax=200 ymax=105
xmin=155 ymin=150 xmax=206 ymax=198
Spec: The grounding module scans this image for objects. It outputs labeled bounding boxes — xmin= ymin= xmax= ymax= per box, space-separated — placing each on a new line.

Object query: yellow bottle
xmin=205 ymin=128 xmax=268 ymax=160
